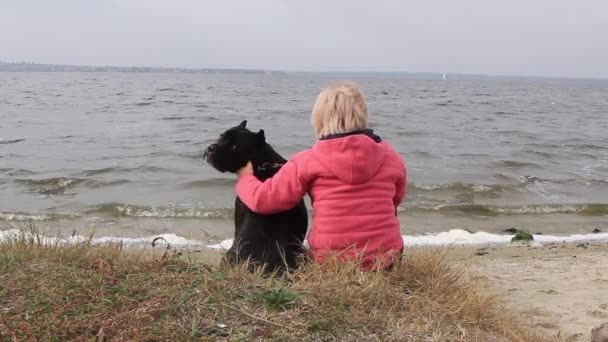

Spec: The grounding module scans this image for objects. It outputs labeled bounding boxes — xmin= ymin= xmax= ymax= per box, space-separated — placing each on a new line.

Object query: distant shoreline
xmin=0 ymin=61 xmax=282 ymax=75
xmin=1 ymin=61 xmax=607 ymax=82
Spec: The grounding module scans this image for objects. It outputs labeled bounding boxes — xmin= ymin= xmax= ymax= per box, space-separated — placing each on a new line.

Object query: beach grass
xmin=0 ymin=228 xmax=550 ymax=341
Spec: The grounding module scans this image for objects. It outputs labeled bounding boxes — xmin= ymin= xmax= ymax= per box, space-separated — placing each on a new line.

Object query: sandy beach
xmin=441 ymin=241 xmax=608 ymax=341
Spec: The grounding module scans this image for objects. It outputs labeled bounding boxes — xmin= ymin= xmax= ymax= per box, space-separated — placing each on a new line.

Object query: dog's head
xmin=203 ymin=120 xmax=266 ymax=173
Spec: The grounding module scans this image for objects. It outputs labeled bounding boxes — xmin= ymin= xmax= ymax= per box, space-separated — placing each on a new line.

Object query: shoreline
xmin=1 ymin=210 xmax=607 ymax=243
xmin=2 ymin=223 xmax=607 ymax=250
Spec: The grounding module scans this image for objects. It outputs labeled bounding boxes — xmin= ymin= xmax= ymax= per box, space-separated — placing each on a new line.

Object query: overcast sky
xmin=2 ymin=0 xmax=607 ymax=78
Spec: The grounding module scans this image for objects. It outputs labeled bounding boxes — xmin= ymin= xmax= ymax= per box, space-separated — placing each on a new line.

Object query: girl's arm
xmin=236 ymin=159 xmax=309 ymax=214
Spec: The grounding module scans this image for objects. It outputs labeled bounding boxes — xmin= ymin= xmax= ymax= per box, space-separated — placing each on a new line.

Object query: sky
xmin=1 ymin=0 xmax=607 ymax=78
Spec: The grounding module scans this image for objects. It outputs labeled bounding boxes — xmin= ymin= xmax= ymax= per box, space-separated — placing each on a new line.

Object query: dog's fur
xmin=203 ymin=120 xmax=308 ymax=273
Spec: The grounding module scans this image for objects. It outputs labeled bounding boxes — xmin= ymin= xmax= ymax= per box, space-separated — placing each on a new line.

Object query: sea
xmin=1 ymin=72 xmax=607 ymax=248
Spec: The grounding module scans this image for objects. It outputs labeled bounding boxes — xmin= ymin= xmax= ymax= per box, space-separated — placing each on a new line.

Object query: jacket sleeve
xmin=393 ymin=159 xmax=407 ymax=208
xmin=236 ymin=159 xmax=309 ymax=215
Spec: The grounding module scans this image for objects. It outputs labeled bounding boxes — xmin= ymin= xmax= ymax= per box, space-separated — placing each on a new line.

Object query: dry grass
xmin=0 ymin=229 xmax=550 ymax=341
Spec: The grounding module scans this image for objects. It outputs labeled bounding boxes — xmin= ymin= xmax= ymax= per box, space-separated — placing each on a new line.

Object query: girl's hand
xmin=236 ymin=162 xmax=254 ymax=177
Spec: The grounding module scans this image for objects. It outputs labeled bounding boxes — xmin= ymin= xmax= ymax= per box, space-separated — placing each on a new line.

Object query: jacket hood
xmin=312 ymin=130 xmax=387 ymax=185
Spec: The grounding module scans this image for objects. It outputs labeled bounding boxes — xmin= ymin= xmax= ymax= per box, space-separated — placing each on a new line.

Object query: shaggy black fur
xmin=203 ymin=120 xmax=308 ymax=272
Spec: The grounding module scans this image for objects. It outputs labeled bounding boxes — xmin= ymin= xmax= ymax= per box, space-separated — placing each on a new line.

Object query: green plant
xmin=252 ymin=287 xmax=302 ymax=311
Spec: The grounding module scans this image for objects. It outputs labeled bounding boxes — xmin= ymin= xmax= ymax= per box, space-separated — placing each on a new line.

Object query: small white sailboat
xmin=442 ymin=72 xmax=447 ymax=80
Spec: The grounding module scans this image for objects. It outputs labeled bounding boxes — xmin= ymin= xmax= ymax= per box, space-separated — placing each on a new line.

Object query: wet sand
xmin=443 ymin=241 xmax=608 ymax=341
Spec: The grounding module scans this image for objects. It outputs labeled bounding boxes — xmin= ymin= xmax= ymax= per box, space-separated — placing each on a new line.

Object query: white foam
xmin=534 ymin=233 xmax=608 ymax=243
xmin=402 ymin=229 xmax=608 ymax=246
xmin=0 ymin=229 xmax=26 ymax=241
xmin=2 ymin=229 xmax=608 ymax=250
xmin=204 ymin=229 xmax=608 ymax=250
xmin=0 ymin=229 xmax=89 ymax=245
xmin=0 ymin=230 xmax=202 ymax=247
xmin=0 ymin=212 xmax=53 ymax=221
xmin=93 ymin=233 xmax=202 ymax=246
xmin=403 ymin=229 xmax=512 ymax=246
xmin=206 ymin=239 xmax=234 ymax=250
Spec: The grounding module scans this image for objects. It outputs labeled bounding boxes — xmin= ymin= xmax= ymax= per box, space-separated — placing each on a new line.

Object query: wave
xmin=404 ymin=203 xmax=608 ymax=216
xmin=409 ymin=178 xmax=608 ymax=204
xmin=395 ymin=131 xmax=426 ymax=137
xmin=17 ymin=177 xmax=128 ymax=188
xmin=16 ymin=177 xmax=83 ymax=187
xmin=516 ymin=175 xmax=608 ymax=186
xmin=411 ymin=177 xmax=607 ymax=194
xmin=4 ymin=201 xmax=599 ymax=222
xmin=87 ymin=203 xmax=233 ymax=219
xmin=161 ymin=116 xmax=198 ymax=121
xmin=0 ymin=211 xmax=74 ymax=222
xmin=7 ymin=228 xmax=605 ymax=250
xmin=3 ymin=169 xmax=35 ymax=176
xmin=15 ymin=177 xmax=83 ymax=195
xmin=409 ymin=182 xmax=521 ymax=193
xmin=178 ymin=151 xmax=202 ymax=160
xmin=565 ymin=143 xmax=607 ymax=151
xmin=15 ymin=177 xmax=130 ymax=195
xmin=3 ymin=200 xmax=605 ymax=222
xmin=179 ymin=178 xmax=235 ymax=188
xmin=80 ymin=168 xmax=116 ymax=176
xmin=523 ymin=150 xmax=561 ymax=159
xmin=80 ymin=166 xmax=173 ymax=176
xmin=490 ymin=160 xmax=541 ymax=169
xmin=0 ymin=138 xmax=25 ymax=145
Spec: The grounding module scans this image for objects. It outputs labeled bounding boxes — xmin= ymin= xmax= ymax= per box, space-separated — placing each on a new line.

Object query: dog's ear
xmin=239 ymin=120 xmax=247 ymax=128
xmin=257 ymin=129 xmax=266 ymax=144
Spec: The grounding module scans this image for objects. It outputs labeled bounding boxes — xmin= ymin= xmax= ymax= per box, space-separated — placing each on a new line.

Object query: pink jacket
xmin=236 ymin=131 xmax=407 ymax=270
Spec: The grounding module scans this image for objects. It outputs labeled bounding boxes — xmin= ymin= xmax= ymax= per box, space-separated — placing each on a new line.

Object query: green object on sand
xmin=511 ymin=230 xmax=534 ymax=242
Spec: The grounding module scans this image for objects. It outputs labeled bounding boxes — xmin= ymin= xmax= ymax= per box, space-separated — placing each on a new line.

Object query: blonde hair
xmin=311 ymin=82 xmax=368 ymax=138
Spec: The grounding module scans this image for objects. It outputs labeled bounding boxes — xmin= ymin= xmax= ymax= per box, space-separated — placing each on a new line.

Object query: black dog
xmin=203 ymin=120 xmax=308 ymax=273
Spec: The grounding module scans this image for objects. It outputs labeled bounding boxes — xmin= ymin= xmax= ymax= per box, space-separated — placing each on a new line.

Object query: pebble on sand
xmin=591 ymin=323 xmax=608 ymax=342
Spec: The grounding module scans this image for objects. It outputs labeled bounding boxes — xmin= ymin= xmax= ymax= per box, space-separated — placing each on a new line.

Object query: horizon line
xmin=1 ymin=60 xmax=607 ymax=81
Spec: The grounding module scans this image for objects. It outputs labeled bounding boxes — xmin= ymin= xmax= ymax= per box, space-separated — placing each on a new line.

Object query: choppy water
xmin=1 ymin=72 xmax=607 ymax=242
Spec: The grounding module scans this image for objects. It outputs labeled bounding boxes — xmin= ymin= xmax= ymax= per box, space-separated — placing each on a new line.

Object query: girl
xmin=236 ymin=82 xmax=407 ymax=270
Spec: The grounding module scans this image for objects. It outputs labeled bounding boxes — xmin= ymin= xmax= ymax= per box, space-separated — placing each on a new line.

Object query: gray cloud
xmin=2 ymin=0 xmax=607 ymax=78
